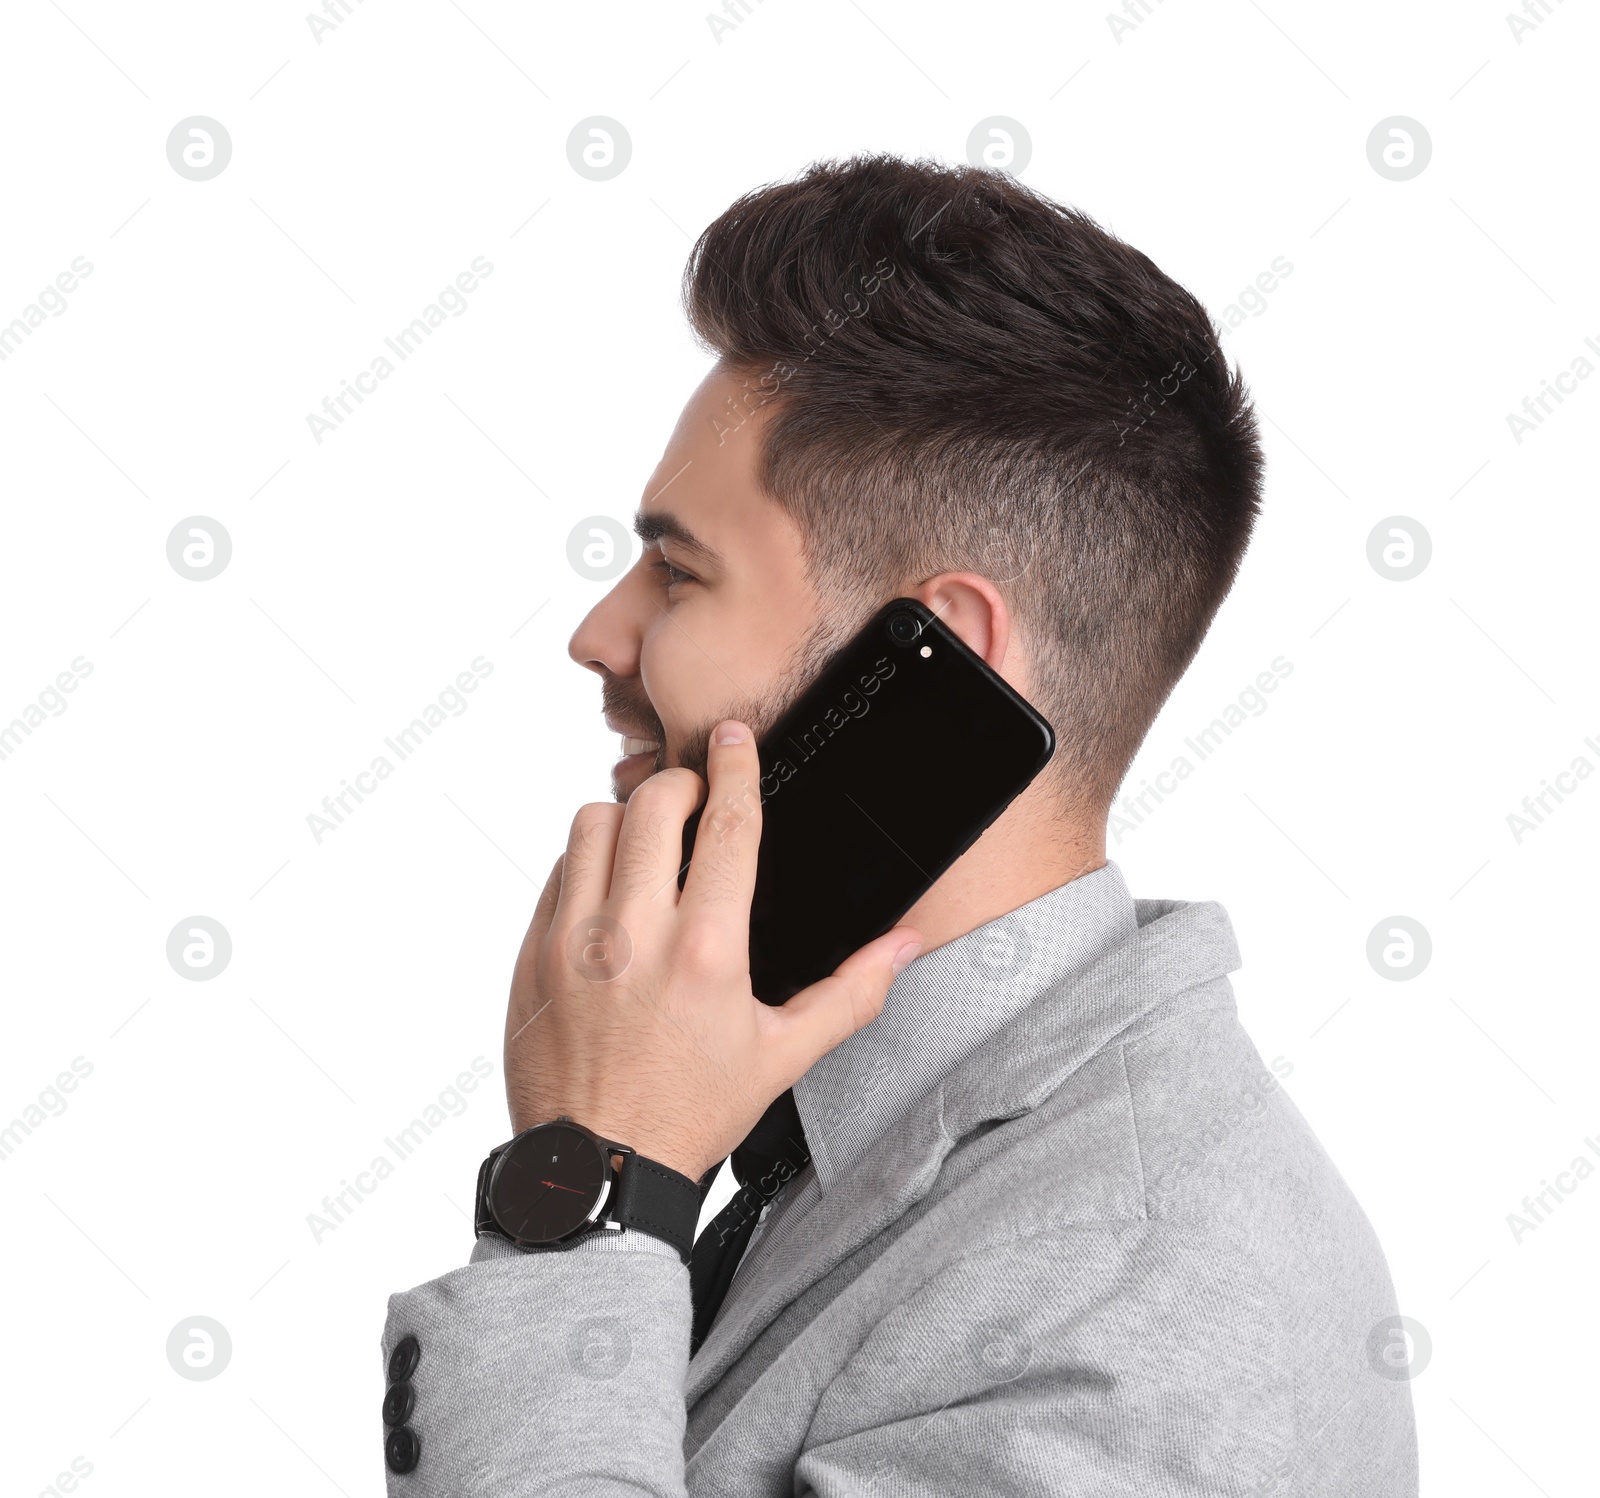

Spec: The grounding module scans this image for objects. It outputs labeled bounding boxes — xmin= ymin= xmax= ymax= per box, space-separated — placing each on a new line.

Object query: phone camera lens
xmin=887 ymin=612 xmax=922 ymax=646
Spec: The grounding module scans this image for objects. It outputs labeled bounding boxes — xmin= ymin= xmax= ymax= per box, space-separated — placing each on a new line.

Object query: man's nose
xmin=567 ymin=558 xmax=652 ymax=679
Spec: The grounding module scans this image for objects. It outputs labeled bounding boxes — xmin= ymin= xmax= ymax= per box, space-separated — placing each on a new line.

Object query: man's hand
xmin=502 ymin=719 xmax=922 ymax=1183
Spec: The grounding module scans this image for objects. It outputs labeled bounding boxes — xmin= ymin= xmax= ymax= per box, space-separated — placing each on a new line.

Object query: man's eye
xmin=651 ymin=557 xmax=696 ymax=588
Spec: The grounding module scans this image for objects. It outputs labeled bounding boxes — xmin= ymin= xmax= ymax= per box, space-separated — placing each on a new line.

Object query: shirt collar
xmin=793 ymin=860 xmax=1138 ymax=1193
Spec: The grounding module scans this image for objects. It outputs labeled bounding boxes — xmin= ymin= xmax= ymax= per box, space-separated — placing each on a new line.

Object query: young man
xmin=378 ymin=155 xmax=1418 ymax=1494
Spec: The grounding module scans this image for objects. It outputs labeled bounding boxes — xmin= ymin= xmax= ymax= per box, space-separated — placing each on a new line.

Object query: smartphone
xmin=681 ymin=597 xmax=1055 ymax=1005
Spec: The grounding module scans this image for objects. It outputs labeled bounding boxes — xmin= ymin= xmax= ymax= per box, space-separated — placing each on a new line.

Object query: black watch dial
xmin=489 ymin=1121 xmax=611 ymax=1245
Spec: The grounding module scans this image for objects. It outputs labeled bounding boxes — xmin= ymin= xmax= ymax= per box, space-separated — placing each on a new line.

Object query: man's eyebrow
xmin=633 ymin=511 xmax=722 ymax=567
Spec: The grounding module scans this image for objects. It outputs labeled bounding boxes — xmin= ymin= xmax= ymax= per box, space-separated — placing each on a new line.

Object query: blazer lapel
xmin=687 ymin=899 xmax=1240 ymax=1399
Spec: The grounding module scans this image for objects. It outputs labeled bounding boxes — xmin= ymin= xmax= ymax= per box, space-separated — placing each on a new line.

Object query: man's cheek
xmin=645 ymin=659 xmax=739 ymax=760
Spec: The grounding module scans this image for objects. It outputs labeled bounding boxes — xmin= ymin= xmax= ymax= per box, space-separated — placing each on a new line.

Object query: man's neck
xmin=901 ymin=780 xmax=1107 ymax=957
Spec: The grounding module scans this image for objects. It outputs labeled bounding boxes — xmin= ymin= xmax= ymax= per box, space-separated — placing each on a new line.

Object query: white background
xmin=2 ymin=1 xmax=1595 ymax=1493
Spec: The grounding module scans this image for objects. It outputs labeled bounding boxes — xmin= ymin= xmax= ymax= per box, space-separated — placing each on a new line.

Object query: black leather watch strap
xmin=611 ymin=1153 xmax=702 ymax=1263
xmin=473 ymin=1142 xmax=508 ymax=1240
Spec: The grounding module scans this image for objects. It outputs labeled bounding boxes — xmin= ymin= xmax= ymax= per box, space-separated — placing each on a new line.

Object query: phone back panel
xmin=685 ymin=598 xmax=1055 ymax=1005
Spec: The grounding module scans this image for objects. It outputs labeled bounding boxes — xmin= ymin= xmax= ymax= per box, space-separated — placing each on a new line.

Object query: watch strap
xmin=473 ymin=1141 xmax=509 ymax=1241
xmin=611 ymin=1153 xmax=702 ymax=1264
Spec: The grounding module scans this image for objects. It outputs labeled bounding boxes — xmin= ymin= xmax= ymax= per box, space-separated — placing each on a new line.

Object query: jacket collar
xmin=688 ymin=895 xmax=1243 ymax=1401
xmin=794 ymin=861 xmax=1138 ymax=1195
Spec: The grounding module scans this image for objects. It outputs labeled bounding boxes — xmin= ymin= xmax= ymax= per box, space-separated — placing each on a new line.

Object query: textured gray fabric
xmin=727 ymin=863 xmax=1136 ymax=1294
xmin=381 ymin=882 xmax=1418 ymax=1495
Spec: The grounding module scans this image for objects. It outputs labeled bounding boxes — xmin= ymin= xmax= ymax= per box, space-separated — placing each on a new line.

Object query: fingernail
xmin=714 ymin=721 xmax=747 ymax=746
xmin=892 ymin=940 xmax=922 ymax=975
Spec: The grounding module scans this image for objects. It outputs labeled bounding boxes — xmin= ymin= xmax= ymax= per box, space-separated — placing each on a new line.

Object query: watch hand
xmin=540 ymin=1179 xmax=587 ymax=1195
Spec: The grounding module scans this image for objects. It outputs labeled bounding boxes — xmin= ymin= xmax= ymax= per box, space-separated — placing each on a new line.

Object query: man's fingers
xmin=506 ymin=856 xmax=566 ymax=1049
xmin=608 ymin=768 xmax=704 ymax=906
xmin=679 ymin=720 xmax=763 ymax=924
xmin=764 ymin=926 xmax=922 ymax=1084
xmin=531 ymin=854 xmax=563 ymax=938
xmin=554 ymin=802 xmax=624 ymax=923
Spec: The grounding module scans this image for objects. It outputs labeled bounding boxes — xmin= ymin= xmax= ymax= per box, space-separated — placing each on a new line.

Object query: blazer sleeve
xmin=379 ymin=1234 xmax=693 ymax=1496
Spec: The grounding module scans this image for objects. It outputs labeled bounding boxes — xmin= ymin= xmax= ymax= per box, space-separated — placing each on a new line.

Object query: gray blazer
xmin=380 ymin=894 xmax=1418 ymax=1494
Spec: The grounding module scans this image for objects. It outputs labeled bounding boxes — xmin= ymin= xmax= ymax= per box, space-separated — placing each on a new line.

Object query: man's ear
xmin=907 ymin=573 xmax=1011 ymax=673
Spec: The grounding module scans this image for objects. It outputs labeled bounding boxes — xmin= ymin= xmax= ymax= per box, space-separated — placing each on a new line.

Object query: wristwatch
xmin=474 ymin=1116 xmax=705 ymax=1263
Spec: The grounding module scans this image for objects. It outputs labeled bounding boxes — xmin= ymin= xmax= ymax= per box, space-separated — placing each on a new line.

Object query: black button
xmin=382 ymin=1380 xmax=415 ymax=1428
xmin=385 ymin=1425 xmax=421 ymax=1475
xmin=387 ymin=1334 xmax=420 ymax=1384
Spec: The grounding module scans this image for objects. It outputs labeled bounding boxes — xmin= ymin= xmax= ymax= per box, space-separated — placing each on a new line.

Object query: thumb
xmin=766 ymin=926 xmax=923 ymax=1084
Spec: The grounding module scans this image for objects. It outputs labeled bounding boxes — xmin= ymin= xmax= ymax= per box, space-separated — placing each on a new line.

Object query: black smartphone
xmin=681 ymin=597 xmax=1055 ymax=1005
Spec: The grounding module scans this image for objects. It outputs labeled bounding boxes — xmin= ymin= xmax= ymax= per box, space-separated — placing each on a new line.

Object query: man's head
xmin=571 ymin=153 xmax=1263 ymax=812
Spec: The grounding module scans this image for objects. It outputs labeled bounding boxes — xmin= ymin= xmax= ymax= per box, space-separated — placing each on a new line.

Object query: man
xmin=378 ymin=154 xmax=1418 ymax=1494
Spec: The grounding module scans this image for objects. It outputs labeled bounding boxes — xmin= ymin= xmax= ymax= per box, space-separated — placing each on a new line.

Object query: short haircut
xmin=682 ymin=153 xmax=1264 ymax=809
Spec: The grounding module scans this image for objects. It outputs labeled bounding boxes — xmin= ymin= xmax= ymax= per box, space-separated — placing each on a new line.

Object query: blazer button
xmin=385 ymin=1425 xmax=421 ymax=1475
xmin=382 ymin=1380 xmax=416 ymax=1428
xmin=387 ymin=1334 xmax=420 ymax=1384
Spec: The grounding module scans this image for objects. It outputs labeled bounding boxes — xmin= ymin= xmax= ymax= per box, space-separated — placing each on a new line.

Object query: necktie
xmin=688 ymin=1089 xmax=810 ymax=1355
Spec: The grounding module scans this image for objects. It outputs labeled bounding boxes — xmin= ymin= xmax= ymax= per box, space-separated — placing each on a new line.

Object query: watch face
xmin=490 ymin=1122 xmax=610 ymax=1245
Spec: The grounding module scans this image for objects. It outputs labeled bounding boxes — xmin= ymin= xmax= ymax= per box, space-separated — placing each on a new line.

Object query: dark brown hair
xmin=682 ymin=153 xmax=1263 ymax=809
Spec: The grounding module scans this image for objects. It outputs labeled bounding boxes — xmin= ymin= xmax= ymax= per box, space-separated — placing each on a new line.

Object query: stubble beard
xmin=602 ymin=611 xmax=856 ymax=802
